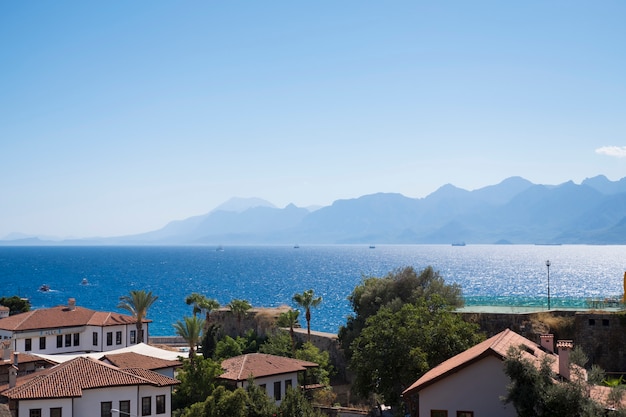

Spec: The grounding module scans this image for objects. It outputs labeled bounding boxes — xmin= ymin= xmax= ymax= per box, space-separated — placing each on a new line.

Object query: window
xmin=29 ymin=409 xmax=41 ymax=417
xmin=106 ymin=332 xmax=113 ymax=346
xmin=116 ymin=331 xmax=122 ymax=345
xmin=73 ymin=333 xmax=80 ymax=346
xmin=65 ymin=334 xmax=71 ymax=347
xmin=156 ymin=395 xmax=166 ymax=414
xmin=101 ymin=401 xmax=112 ymax=417
xmin=119 ymin=400 xmax=130 ymax=416
xmin=431 ymin=411 xmax=447 ymax=417
xmin=142 ymin=396 xmax=152 ymax=416
xmin=57 ymin=335 xmax=63 ymax=348
xmin=130 ymin=330 xmax=136 ymax=344
xmin=50 ymin=407 xmax=62 ymax=417
xmin=603 ymin=319 xmax=610 ymax=326
xmin=39 ymin=337 xmax=46 ymax=350
xmin=25 ymin=338 xmax=32 ymax=351
xmin=589 ymin=319 xmax=596 ymax=326
xmin=259 ymin=384 xmax=266 ymax=392
xmin=274 ymin=381 xmax=282 ymax=401
xmin=457 ymin=412 xmax=473 ymax=417
xmin=285 ymin=379 xmax=292 ymax=390
xmin=93 ymin=332 xmax=98 ymax=346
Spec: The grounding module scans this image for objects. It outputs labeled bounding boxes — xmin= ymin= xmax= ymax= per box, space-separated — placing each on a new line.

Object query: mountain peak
xmin=211 ymin=197 xmax=276 ymax=213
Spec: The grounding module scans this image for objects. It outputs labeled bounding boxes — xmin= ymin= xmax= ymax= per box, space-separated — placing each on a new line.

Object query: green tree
xmin=186 ymin=293 xmax=220 ymax=332
xmin=339 ymin=266 xmax=463 ymax=358
xmin=277 ymin=309 xmax=300 ymax=353
xmin=245 ymin=379 xmax=279 ymax=417
xmin=350 ymin=297 xmax=483 ymax=410
xmin=228 ymin=299 xmax=252 ymax=336
xmin=293 ymin=289 xmax=322 ymax=342
xmin=173 ymin=315 xmax=205 ymax=365
xmin=259 ymin=329 xmax=294 ymax=358
xmin=503 ymin=345 xmax=605 ymax=417
xmin=117 ymin=289 xmax=158 ymax=344
xmin=278 ymin=386 xmax=325 ymax=417
xmin=295 ymin=341 xmax=333 ymax=387
xmin=172 ymin=356 xmax=224 ymax=411
xmin=0 ymin=296 xmax=30 ymax=315
xmin=215 ymin=335 xmax=243 ymax=360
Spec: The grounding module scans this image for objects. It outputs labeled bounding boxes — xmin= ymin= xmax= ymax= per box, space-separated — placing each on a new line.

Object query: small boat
xmin=216 ymin=245 xmax=224 ymax=252
xmin=369 ymin=245 xmax=376 ymax=249
xmin=293 ymin=244 xmax=300 ymax=249
xmin=451 ymin=242 xmax=466 ymax=246
xmin=81 ymin=278 xmax=89 ymax=285
xmin=39 ymin=284 xmax=50 ymax=292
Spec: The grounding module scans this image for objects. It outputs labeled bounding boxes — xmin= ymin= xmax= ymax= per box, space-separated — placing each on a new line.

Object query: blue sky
xmin=1 ymin=1 xmax=625 ymax=238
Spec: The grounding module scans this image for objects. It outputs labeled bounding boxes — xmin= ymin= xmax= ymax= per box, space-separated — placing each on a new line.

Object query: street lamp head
xmin=546 ymin=260 xmax=551 ymax=267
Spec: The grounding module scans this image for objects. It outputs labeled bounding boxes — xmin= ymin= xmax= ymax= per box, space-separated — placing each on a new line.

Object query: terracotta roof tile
xmin=0 ymin=305 xmax=148 ymax=332
xmin=403 ymin=329 xmax=559 ymax=395
xmin=100 ymin=352 xmax=181 ymax=371
xmin=1 ymin=357 xmax=178 ymax=400
xmin=220 ymin=353 xmax=318 ymax=382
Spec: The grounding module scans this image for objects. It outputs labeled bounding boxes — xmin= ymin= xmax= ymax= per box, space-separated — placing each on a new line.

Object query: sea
xmin=1 ymin=244 xmax=625 ymax=336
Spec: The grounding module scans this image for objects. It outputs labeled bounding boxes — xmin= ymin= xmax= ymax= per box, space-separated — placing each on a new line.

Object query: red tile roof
xmin=1 ymin=356 xmax=178 ymax=400
xmin=99 ymin=351 xmax=182 ymax=370
xmin=0 ymin=305 xmax=148 ymax=332
xmin=220 ymin=353 xmax=318 ymax=382
xmin=403 ymin=329 xmax=560 ymax=395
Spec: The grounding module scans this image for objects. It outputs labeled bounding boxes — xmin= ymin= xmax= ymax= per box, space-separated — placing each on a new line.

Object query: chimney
xmin=540 ymin=334 xmax=555 ymax=353
xmin=9 ymin=352 xmax=18 ymax=388
xmin=68 ymin=298 xmax=76 ymax=311
xmin=557 ymin=340 xmax=573 ymax=380
xmin=8 ymin=365 xmax=18 ymax=388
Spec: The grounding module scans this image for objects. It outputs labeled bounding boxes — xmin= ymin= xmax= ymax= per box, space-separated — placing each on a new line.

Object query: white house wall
xmin=16 ymin=384 xmax=174 ymax=417
xmin=418 ymin=355 xmax=516 ymax=417
xmin=6 ymin=323 xmax=148 ymax=355
xmin=16 ymin=397 xmax=72 ymax=417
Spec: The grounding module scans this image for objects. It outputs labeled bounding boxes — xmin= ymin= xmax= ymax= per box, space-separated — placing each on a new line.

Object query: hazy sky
xmin=1 ymin=1 xmax=625 ymax=238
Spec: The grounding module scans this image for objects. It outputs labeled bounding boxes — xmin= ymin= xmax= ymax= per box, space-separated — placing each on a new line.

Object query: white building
xmin=402 ymin=329 xmax=576 ymax=417
xmin=219 ymin=353 xmax=318 ymax=404
xmin=0 ymin=299 xmax=149 ymax=355
xmin=2 ymin=356 xmax=179 ymax=417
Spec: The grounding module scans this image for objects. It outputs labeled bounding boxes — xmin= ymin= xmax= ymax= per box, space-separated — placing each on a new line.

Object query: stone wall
xmin=460 ymin=310 xmax=626 ymax=372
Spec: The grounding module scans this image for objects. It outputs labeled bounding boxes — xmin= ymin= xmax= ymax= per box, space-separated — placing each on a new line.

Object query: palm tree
xmin=185 ymin=293 xmax=220 ymax=332
xmin=172 ymin=315 xmax=205 ymax=365
xmin=278 ymin=309 xmax=300 ymax=354
xmin=293 ymin=289 xmax=322 ymax=342
xmin=117 ymin=289 xmax=158 ymax=344
xmin=227 ymin=299 xmax=252 ymax=335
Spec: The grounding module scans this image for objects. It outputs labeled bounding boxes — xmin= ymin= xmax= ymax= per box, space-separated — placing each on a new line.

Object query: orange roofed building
xmin=0 ymin=298 xmax=150 ymax=355
xmin=402 ymin=329 xmax=578 ymax=417
xmin=1 ymin=356 xmax=179 ymax=417
xmin=219 ymin=353 xmax=318 ymax=404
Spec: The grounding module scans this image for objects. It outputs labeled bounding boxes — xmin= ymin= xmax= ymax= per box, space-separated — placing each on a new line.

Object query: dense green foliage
xmin=173 ymin=356 xmax=224 ymax=411
xmin=276 ymin=309 xmax=300 ymax=353
xmin=338 ymin=266 xmax=463 ymax=357
xmin=503 ymin=345 xmax=611 ymax=417
xmin=350 ymin=296 xmax=483 ymax=408
xmin=0 ymin=295 xmax=30 ymax=314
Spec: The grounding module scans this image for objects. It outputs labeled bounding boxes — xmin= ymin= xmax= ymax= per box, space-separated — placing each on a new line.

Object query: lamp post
xmin=545 ymin=260 xmax=551 ymax=310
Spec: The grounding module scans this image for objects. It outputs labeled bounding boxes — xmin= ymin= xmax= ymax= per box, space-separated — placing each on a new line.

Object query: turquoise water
xmin=1 ymin=245 xmax=625 ymax=335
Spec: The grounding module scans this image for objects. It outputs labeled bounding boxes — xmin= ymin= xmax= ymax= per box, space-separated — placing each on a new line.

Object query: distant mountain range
xmin=5 ymin=175 xmax=626 ymax=245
